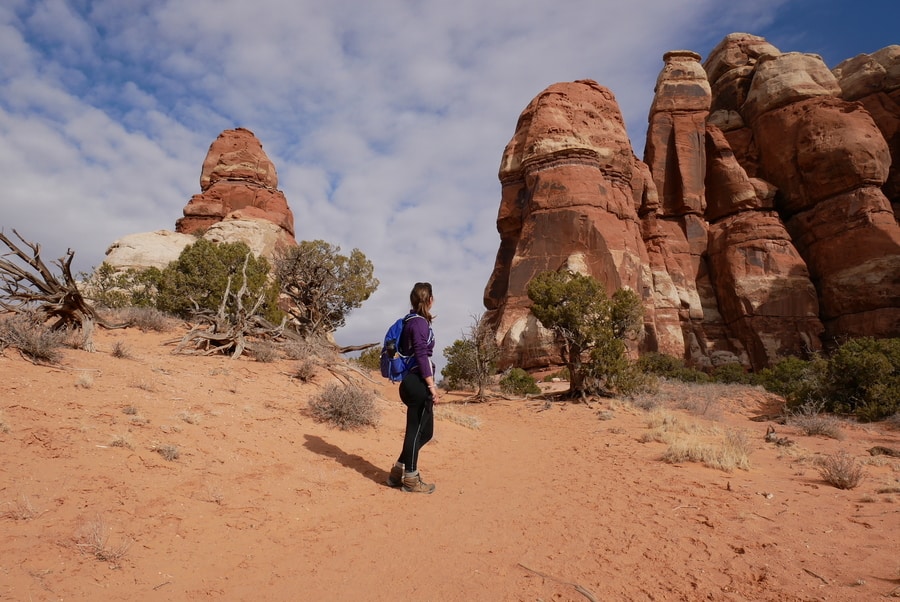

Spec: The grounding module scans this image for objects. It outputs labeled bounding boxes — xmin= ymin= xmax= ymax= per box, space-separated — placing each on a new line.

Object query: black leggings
xmin=397 ymin=373 xmax=434 ymax=473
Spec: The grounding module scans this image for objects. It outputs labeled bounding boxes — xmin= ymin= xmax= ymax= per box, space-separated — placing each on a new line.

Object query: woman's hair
xmin=409 ymin=282 xmax=434 ymax=322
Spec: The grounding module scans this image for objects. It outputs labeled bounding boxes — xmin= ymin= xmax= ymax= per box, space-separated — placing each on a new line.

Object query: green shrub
xmin=308 ymin=383 xmax=379 ymax=430
xmin=711 ymin=362 xmax=752 ymax=384
xmin=825 ymin=337 xmax=900 ymax=421
xmin=82 ymin=263 xmax=159 ymax=309
xmin=154 ymin=239 xmax=282 ymax=323
xmin=355 ymin=347 xmax=381 ymax=372
xmin=636 ymin=352 xmax=684 ymax=376
xmin=756 ymin=355 xmax=827 ymax=406
xmin=440 ymin=315 xmax=499 ymax=398
xmin=499 ymin=368 xmax=541 ymax=396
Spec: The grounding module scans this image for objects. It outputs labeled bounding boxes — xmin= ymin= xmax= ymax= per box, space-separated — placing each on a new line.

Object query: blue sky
xmin=1 ymin=0 xmax=896 ymax=370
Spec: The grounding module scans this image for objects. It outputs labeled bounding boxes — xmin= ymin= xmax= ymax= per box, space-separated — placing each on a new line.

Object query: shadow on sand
xmin=303 ymin=434 xmax=392 ymax=487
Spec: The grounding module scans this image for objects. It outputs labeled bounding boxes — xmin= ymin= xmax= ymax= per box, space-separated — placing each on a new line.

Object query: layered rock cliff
xmin=484 ymin=33 xmax=900 ymax=371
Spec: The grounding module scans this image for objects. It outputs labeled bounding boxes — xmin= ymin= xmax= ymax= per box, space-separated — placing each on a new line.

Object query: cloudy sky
xmin=1 ymin=0 xmax=896 ymax=372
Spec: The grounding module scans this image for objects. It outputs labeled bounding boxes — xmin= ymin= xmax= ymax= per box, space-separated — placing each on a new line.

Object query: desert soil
xmin=1 ymin=326 xmax=899 ymax=601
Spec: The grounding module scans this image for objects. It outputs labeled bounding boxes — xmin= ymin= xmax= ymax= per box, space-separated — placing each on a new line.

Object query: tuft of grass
xmin=253 ymin=340 xmax=279 ymax=363
xmin=282 ymin=339 xmax=317 ymax=360
xmin=818 ymin=451 xmax=865 ymax=489
xmin=293 ymin=358 xmax=317 ymax=382
xmin=787 ymin=401 xmax=844 ymax=439
xmin=435 ymin=407 xmax=482 ymax=430
xmin=308 ymin=383 xmax=379 ymax=430
xmin=2 ymin=494 xmax=38 ymax=520
xmin=110 ymin=340 xmax=131 ymax=359
xmin=661 ymin=429 xmax=752 ymax=472
xmin=108 ymin=434 xmax=133 ymax=450
xmin=152 ymin=444 xmax=180 ymax=461
xmin=0 ymin=412 xmax=10 ymax=434
xmin=74 ymin=516 xmax=131 ymax=567
xmin=0 ymin=313 xmax=65 ymax=364
xmin=119 ymin=306 xmax=175 ymax=332
xmin=75 ymin=373 xmax=94 ymax=389
xmin=122 ymin=405 xmax=138 ymax=415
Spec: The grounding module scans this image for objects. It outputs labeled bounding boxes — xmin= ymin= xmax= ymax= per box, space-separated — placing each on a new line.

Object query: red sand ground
xmin=1 ymin=326 xmax=899 ymax=601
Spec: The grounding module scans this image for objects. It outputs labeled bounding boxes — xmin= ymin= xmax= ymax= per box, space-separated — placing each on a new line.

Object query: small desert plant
xmin=108 ymin=434 xmax=133 ymax=450
xmin=252 ymin=340 xmax=279 ymax=363
xmin=2 ymin=494 xmax=37 ymax=520
xmin=786 ymin=401 xmax=843 ymax=439
xmin=116 ymin=306 xmax=173 ymax=331
xmin=74 ymin=515 xmax=132 ymax=566
xmin=354 ymin=347 xmax=381 ymax=371
xmin=293 ymin=358 xmax=316 ymax=382
xmin=710 ymin=362 xmax=752 ymax=384
xmin=75 ymin=373 xmax=94 ymax=389
xmin=499 ymin=367 xmax=540 ymax=396
xmin=817 ymin=451 xmax=865 ymax=489
xmin=122 ymin=405 xmax=138 ymax=415
xmin=662 ymin=429 xmax=752 ymax=472
xmin=282 ymin=338 xmax=316 ymax=360
xmin=152 ymin=444 xmax=180 ymax=461
xmin=434 ymin=406 xmax=482 ymax=430
xmin=177 ymin=411 xmax=201 ymax=425
xmin=0 ymin=313 xmax=66 ymax=364
xmin=637 ymin=352 xmax=710 ymax=383
xmin=111 ymin=340 xmax=131 ymax=359
xmin=308 ymin=383 xmax=379 ymax=430
xmin=0 ymin=412 xmax=9 ymax=434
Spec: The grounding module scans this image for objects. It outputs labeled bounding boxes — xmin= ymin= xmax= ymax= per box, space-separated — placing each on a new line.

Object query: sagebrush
xmin=308 ymin=383 xmax=379 ymax=430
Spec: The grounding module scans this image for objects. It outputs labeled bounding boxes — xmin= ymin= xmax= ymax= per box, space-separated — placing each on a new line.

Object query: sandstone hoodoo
xmin=104 ymin=128 xmax=298 ymax=272
xmin=484 ymin=33 xmax=900 ymax=371
xmin=176 ymin=127 xmax=296 ymax=245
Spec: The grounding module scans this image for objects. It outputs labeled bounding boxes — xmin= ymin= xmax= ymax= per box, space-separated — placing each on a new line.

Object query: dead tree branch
xmin=167 ymin=253 xmax=292 ymax=359
xmin=0 ymin=229 xmax=121 ymax=352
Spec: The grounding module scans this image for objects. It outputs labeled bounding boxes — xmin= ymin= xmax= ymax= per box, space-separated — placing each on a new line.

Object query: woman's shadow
xmin=303 ymin=434 xmax=391 ymax=487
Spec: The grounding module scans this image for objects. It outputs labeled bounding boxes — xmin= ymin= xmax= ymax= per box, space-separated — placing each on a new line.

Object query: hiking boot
xmin=387 ymin=464 xmax=403 ymax=488
xmin=402 ymin=471 xmax=435 ymax=494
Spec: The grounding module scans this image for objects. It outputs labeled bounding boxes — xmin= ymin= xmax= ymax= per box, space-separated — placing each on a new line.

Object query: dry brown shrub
xmin=2 ymin=494 xmax=38 ymax=520
xmin=787 ymin=401 xmax=844 ymax=439
xmin=817 ymin=451 xmax=865 ymax=489
xmin=74 ymin=515 xmax=131 ymax=567
xmin=308 ymin=383 xmax=379 ymax=430
xmin=152 ymin=443 xmax=180 ymax=461
xmin=108 ymin=434 xmax=133 ymax=450
xmin=110 ymin=340 xmax=131 ymax=359
xmin=112 ymin=306 xmax=174 ymax=332
xmin=293 ymin=358 xmax=317 ymax=382
xmin=660 ymin=427 xmax=752 ymax=473
xmin=435 ymin=406 xmax=482 ymax=430
xmin=252 ymin=340 xmax=280 ymax=363
xmin=0 ymin=313 xmax=65 ymax=363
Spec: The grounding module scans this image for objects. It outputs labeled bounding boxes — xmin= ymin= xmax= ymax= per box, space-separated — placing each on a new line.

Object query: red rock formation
xmin=483 ymin=80 xmax=653 ymax=369
xmin=176 ymin=128 xmax=296 ymax=245
xmin=833 ymin=46 xmax=900 ymax=219
xmin=485 ymin=33 xmax=900 ymax=372
xmin=731 ymin=47 xmax=900 ymax=342
xmin=705 ymin=126 xmax=823 ymax=369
